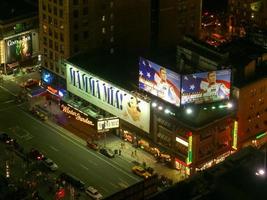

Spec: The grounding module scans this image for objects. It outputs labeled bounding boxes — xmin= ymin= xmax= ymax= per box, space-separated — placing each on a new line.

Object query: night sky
xmin=202 ymin=0 xmax=228 ymax=12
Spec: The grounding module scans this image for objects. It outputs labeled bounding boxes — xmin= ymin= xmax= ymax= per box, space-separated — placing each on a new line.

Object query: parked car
xmin=28 ymin=148 xmax=45 ymax=161
xmin=99 ymin=148 xmax=115 ymax=158
xmin=132 ymin=166 xmax=152 ymax=179
xmin=20 ymin=78 xmax=39 ymax=88
xmin=85 ymin=186 xmax=103 ymax=200
xmin=59 ymin=173 xmax=85 ymax=190
xmin=86 ymin=140 xmax=100 ymax=151
xmin=43 ymin=158 xmax=58 ymax=171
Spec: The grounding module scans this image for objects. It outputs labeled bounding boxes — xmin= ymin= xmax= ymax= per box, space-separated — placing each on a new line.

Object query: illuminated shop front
xmin=0 ymin=30 xmax=39 ymax=75
xmin=59 ymin=100 xmax=120 ymax=139
xmin=41 ymin=69 xmax=67 ymax=101
xmin=63 ymin=62 xmax=151 ymax=142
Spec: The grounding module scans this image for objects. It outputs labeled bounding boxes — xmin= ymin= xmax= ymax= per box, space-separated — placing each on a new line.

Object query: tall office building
xmin=151 ymin=0 xmax=202 ymax=49
xmin=39 ymin=0 xmax=150 ymax=78
xmin=228 ymin=0 xmax=267 ymax=35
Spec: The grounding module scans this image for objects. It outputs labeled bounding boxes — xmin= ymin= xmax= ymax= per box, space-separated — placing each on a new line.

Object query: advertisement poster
xmin=5 ymin=33 xmax=32 ymax=64
xmin=139 ymin=57 xmax=181 ymax=106
xmin=66 ymin=64 xmax=151 ymax=133
xmin=181 ymin=70 xmax=231 ymax=104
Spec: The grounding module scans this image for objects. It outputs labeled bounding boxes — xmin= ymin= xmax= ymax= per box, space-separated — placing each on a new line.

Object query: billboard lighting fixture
xmin=186 ymin=108 xmax=193 ymax=114
xmin=219 ymin=105 xmax=224 ymax=109
xmin=158 ymin=106 xmax=163 ymax=110
xmin=152 ymin=102 xmax=157 ymax=107
xmin=164 ymin=109 xmax=170 ymax=114
xmin=203 ymin=107 xmax=207 ymax=110
xmin=227 ymin=102 xmax=233 ymax=109
xmin=212 ymin=106 xmax=216 ymax=110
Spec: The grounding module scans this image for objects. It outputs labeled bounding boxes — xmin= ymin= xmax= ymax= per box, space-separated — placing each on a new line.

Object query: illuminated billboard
xmin=139 ymin=57 xmax=181 ymax=106
xmin=66 ymin=64 xmax=151 ymax=133
xmin=181 ymin=69 xmax=231 ymax=104
xmin=5 ymin=33 xmax=32 ymax=64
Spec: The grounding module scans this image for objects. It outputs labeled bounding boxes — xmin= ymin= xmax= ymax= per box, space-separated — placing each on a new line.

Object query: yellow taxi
xmin=132 ymin=166 xmax=152 ymax=179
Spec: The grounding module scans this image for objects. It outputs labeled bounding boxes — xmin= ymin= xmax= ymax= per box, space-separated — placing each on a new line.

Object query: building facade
xmin=39 ymin=0 xmax=151 ymax=80
xmin=59 ymin=53 xmax=235 ymax=176
xmin=228 ymin=0 xmax=267 ymax=36
xmin=0 ymin=0 xmax=38 ymax=75
xmin=151 ymin=0 xmax=202 ymax=49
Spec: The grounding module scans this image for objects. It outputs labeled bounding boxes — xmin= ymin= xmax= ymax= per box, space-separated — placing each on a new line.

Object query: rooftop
xmin=0 ymin=0 xmax=37 ymax=24
xmin=66 ymin=51 xmax=234 ymax=129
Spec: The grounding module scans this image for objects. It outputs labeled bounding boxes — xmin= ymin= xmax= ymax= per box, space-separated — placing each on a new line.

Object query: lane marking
xmin=49 ymin=145 xmax=59 ymax=152
xmin=0 ymin=85 xmax=16 ymax=96
xmin=80 ymin=164 xmax=89 ymax=170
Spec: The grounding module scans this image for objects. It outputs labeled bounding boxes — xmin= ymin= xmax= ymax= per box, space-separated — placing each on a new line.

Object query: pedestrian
xmin=134 ymin=150 xmax=137 ymax=157
xmin=131 ymin=151 xmax=134 ymax=157
xmin=119 ymin=149 xmax=121 ymax=155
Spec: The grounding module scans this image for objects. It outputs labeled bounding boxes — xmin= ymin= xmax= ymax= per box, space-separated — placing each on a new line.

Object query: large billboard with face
xmin=181 ymin=69 xmax=231 ymax=104
xmin=139 ymin=57 xmax=181 ymax=106
xmin=5 ymin=33 xmax=32 ymax=64
xmin=66 ymin=64 xmax=151 ymax=133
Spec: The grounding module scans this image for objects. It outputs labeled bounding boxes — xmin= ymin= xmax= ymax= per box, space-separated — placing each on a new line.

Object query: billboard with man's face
xmin=5 ymin=33 xmax=32 ymax=64
xmin=66 ymin=64 xmax=151 ymax=133
xmin=139 ymin=57 xmax=181 ymax=106
xmin=181 ymin=69 xmax=231 ymax=105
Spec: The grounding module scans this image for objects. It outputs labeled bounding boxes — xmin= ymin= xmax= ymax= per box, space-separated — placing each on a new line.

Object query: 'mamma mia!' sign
xmin=66 ymin=64 xmax=150 ymax=133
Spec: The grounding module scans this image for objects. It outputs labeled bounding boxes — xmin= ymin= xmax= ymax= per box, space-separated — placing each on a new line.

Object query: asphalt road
xmin=0 ymin=85 xmax=141 ymax=198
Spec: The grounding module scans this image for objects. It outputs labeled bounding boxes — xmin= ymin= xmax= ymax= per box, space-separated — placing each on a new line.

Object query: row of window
xmin=42 ymin=15 xmax=64 ymax=30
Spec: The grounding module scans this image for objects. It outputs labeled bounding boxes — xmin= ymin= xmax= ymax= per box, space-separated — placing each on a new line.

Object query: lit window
xmin=102 ymin=27 xmax=106 ymax=34
xmin=102 ymin=15 xmax=106 ymax=21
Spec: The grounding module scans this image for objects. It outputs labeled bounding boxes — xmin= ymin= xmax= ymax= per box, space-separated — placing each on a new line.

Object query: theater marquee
xmin=66 ymin=64 xmax=151 ymax=133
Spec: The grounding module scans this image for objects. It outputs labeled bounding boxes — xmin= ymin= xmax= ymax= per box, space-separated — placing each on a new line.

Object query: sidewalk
xmin=31 ymin=96 xmax=186 ymax=184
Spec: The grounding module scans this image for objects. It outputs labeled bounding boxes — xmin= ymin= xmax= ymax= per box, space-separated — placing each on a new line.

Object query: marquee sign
xmin=60 ymin=101 xmax=95 ymax=126
xmin=97 ymin=117 xmax=120 ymax=131
xmin=66 ymin=64 xmax=150 ymax=133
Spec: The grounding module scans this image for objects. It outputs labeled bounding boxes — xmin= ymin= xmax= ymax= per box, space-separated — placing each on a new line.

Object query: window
xmin=54 ymin=19 xmax=58 ymax=27
xmin=110 ymin=37 xmax=114 ymax=43
xmin=74 ymin=22 xmax=79 ymax=29
xmin=59 ymin=9 xmax=63 ymax=18
xmin=59 ymin=0 xmax=63 ymax=6
xmin=102 ymin=27 xmax=106 ymax=34
xmin=83 ymin=31 xmax=88 ymax=39
xmin=43 ymin=37 xmax=47 ymax=45
xmin=74 ymin=34 xmax=79 ymax=41
xmin=43 ymin=24 xmax=48 ymax=33
xmin=54 ymin=42 xmax=58 ymax=51
xmin=110 ymin=25 xmax=114 ymax=31
xmin=60 ymin=44 xmax=64 ymax=53
xmin=110 ymin=1 xmax=114 ymax=8
xmin=73 ymin=0 xmax=78 ymax=5
xmin=49 ymin=39 xmax=53 ymax=48
xmin=49 ymin=51 xmax=53 ymax=59
xmin=48 ymin=4 xmax=52 ymax=13
xmin=42 ymin=14 xmax=47 ymax=21
xmin=48 ymin=16 xmax=52 ymax=24
xmin=54 ymin=7 xmax=58 ymax=15
xmin=54 ymin=31 xmax=58 ymax=39
xmin=42 ymin=3 xmax=47 ymax=10
xmin=73 ymin=10 xmax=79 ymax=18
xmin=49 ymin=28 xmax=52 ymax=36
xmin=83 ymin=7 xmax=88 ymax=15
xmin=60 ymin=33 xmax=64 ymax=42
xmin=102 ymin=16 xmax=106 ymax=21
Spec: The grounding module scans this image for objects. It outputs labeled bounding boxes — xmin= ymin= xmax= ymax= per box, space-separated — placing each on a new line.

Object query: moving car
xmin=85 ymin=186 xmax=103 ymax=200
xmin=29 ymin=148 xmax=45 ymax=161
xmin=0 ymin=132 xmax=14 ymax=145
xmin=43 ymin=158 xmax=58 ymax=171
xmin=59 ymin=172 xmax=85 ymax=190
xmin=132 ymin=166 xmax=152 ymax=179
xmin=99 ymin=148 xmax=115 ymax=158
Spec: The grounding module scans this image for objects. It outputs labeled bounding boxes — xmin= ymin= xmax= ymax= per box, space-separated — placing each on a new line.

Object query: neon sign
xmin=187 ymin=132 xmax=193 ymax=164
xmin=232 ymin=121 xmax=238 ymax=150
xmin=60 ymin=104 xmax=94 ymax=126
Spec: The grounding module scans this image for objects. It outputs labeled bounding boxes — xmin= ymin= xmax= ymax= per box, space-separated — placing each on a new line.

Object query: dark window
xmin=83 ymin=31 xmax=88 ymax=39
xmin=74 ymin=34 xmax=79 ymax=41
xmin=73 ymin=0 xmax=78 ymax=5
xmin=83 ymin=7 xmax=88 ymax=15
xmin=73 ymin=10 xmax=79 ymax=18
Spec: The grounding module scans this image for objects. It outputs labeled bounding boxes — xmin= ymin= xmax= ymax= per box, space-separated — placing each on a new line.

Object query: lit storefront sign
xmin=186 ymin=132 xmax=193 ymax=165
xmin=256 ymin=131 xmax=267 ymax=139
xmin=232 ymin=121 xmax=238 ymax=150
xmin=66 ymin=64 xmax=151 ymax=133
xmin=97 ymin=117 xmax=120 ymax=132
xmin=60 ymin=102 xmax=95 ymax=126
xmin=175 ymin=137 xmax=188 ymax=147
xmin=47 ymin=86 xmax=58 ymax=95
